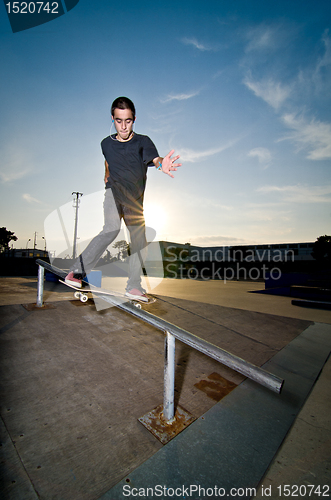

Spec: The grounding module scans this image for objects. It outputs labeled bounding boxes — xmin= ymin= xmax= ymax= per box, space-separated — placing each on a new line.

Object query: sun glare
xmin=144 ymin=203 xmax=167 ymax=234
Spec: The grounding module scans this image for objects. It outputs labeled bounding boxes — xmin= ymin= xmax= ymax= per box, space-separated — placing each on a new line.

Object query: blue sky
xmin=1 ymin=0 xmax=330 ymax=252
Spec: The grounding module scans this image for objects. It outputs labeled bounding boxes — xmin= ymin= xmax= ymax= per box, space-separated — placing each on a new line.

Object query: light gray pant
xmin=70 ymin=188 xmax=147 ymax=291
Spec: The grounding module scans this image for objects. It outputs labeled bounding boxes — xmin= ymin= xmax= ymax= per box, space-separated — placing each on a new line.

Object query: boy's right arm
xmin=104 ymin=160 xmax=110 ymax=184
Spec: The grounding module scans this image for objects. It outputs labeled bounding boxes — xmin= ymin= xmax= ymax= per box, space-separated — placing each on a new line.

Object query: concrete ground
xmin=0 ymin=276 xmax=330 ymax=499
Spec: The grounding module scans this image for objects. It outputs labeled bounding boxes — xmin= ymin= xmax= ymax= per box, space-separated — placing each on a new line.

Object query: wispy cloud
xmin=243 ymin=204 xmax=292 ymax=223
xmin=0 ymin=168 xmax=31 ymax=183
xmin=191 ymin=235 xmax=246 ymax=246
xmin=160 ymin=90 xmax=200 ymax=103
xmin=245 ymin=26 xmax=276 ymax=52
xmin=178 ymin=141 xmax=236 ymax=162
xmin=1 ymin=146 xmax=33 ymax=183
xmin=280 ymin=114 xmax=331 ymax=160
xmin=247 ymin=147 xmax=272 ymax=168
xmin=181 ymin=37 xmax=219 ymax=52
xmin=243 ymin=74 xmax=292 ymax=110
xmin=257 ymin=184 xmax=331 ymax=203
xmin=244 ymin=23 xmax=298 ymax=54
xmin=294 ymin=30 xmax=331 ymax=99
xmin=314 ymin=30 xmax=331 ymax=84
xmin=243 ymin=30 xmax=331 ymax=161
xmin=23 ymin=193 xmax=42 ymax=204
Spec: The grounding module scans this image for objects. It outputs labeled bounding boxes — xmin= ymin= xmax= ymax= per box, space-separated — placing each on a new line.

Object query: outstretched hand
xmin=161 ymin=150 xmax=181 ymax=178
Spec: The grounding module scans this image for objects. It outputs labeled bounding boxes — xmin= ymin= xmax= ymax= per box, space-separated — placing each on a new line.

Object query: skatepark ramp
xmin=36 ymin=259 xmax=283 ymax=435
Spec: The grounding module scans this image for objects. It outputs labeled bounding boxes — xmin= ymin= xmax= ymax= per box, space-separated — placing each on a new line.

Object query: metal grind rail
xmin=36 ymin=260 xmax=284 ymax=429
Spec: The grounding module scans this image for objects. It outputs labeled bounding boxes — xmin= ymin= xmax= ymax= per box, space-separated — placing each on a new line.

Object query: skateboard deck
xmin=59 ymin=280 xmax=156 ymax=308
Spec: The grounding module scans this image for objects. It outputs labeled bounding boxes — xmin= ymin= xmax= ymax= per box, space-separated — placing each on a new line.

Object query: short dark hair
xmin=111 ymin=97 xmax=136 ymax=120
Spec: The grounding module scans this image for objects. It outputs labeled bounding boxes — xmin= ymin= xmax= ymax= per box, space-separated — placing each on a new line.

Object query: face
xmin=112 ymin=108 xmax=135 ymax=141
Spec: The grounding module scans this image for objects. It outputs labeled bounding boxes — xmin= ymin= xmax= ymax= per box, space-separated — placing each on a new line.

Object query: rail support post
xmin=36 ymin=264 xmax=45 ymax=307
xmin=138 ymin=329 xmax=195 ymax=444
xmin=163 ymin=331 xmax=175 ymax=423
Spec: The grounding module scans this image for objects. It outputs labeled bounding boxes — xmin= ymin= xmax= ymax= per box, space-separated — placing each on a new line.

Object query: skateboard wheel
xmin=80 ymin=293 xmax=88 ymax=303
xmin=134 ymin=302 xmax=142 ymax=309
xmin=74 ymin=291 xmax=81 ymax=299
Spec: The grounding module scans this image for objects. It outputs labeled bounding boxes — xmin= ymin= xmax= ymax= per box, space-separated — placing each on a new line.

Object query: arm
xmin=153 ymin=150 xmax=181 ymax=179
xmin=104 ymin=160 xmax=110 ymax=184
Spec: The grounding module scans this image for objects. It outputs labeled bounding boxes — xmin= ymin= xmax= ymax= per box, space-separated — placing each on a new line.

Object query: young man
xmin=65 ymin=96 xmax=181 ymax=301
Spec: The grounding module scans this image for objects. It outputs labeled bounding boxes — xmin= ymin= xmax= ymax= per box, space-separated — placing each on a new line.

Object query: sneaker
xmin=65 ymin=271 xmax=82 ymax=288
xmin=125 ymin=288 xmax=149 ymax=302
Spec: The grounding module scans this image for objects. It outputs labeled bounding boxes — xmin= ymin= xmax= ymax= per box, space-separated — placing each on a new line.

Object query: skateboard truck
xmin=73 ymin=290 xmax=89 ymax=303
xmin=72 ymin=288 xmax=144 ymax=308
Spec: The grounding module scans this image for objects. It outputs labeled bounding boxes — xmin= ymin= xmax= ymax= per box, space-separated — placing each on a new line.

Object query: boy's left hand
xmin=161 ymin=150 xmax=181 ymax=178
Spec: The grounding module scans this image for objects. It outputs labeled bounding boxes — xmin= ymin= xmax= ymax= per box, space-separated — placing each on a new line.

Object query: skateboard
xmin=59 ymin=280 xmax=156 ymax=309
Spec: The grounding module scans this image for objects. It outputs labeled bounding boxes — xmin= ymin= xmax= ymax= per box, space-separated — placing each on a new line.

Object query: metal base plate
xmin=22 ymin=303 xmax=56 ymax=311
xmin=138 ymin=404 xmax=196 ymax=444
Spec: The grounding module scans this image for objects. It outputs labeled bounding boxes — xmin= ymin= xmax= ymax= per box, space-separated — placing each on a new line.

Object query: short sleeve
xmin=142 ymin=136 xmax=159 ymax=166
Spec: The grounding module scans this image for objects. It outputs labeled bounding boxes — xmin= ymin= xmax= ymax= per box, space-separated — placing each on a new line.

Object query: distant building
xmin=0 ymin=241 xmax=316 ymax=280
xmin=158 ymin=241 xmax=315 ymax=280
xmin=160 ymin=241 xmax=314 ymax=263
xmin=1 ymin=248 xmax=48 ymax=259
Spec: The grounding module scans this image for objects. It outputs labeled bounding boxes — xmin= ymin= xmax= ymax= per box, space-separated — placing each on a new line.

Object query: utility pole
xmin=72 ymin=192 xmax=83 ymax=260
xmin=33 ymin=232 xmax=37 ymax=250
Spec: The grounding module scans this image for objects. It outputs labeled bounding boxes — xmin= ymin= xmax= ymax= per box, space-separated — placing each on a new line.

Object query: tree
xmin=312 ymin=235 xmax=331 ymax=264
xmin=98 ymin=249 xmax=117 ymax=266
xmin=113 ymin=240 xmax=130 ymax=260
xmin=0 ymin=227 xmax=18 ymax=252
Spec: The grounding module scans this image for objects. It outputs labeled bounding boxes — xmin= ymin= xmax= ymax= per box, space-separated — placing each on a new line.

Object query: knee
xmin=99 ymin=227 xmax=120 ymax=241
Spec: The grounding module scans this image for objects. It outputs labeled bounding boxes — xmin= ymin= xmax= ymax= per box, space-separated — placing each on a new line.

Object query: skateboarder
xmin=65 ymin=96 xmax=181 ymax=302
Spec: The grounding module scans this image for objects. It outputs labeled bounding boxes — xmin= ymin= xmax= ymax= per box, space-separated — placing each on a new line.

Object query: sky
xmin=1 ymin=0 xmax=331 ymax=254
